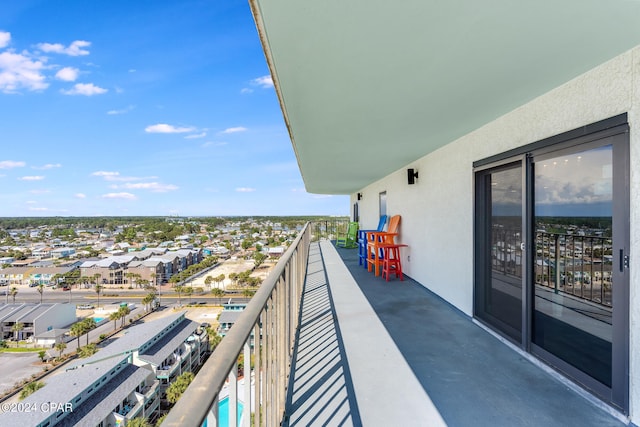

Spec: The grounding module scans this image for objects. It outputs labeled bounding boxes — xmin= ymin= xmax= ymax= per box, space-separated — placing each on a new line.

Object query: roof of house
xmin=57 ymin=364 xmax=152 ymax=427
xmin=137 ymin=318 xmax=200 ymax=366
xmin=68 ymin=311 xmax=189 ymax=369
xmin=0 ymin=355 xmax=131 ymax=426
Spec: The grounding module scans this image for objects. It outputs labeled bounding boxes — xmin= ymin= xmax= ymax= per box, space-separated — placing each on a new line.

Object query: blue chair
xmin=358 ymin=215 xmax=388 ymax=267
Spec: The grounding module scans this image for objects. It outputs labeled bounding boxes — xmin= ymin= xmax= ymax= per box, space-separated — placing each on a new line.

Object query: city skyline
xmin=0 ymin=1 xmax=347 ymax=217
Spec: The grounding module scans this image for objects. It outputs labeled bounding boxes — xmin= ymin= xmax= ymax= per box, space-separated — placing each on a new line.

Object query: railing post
xmin=243 ymin=340 xmax=251 ymax=427
xmin=554 ymin=234 xmax=560 ymax=294
xmin=207 ymin=394 xmax=219 ymax=427
xmin=253 ymin=322 xmax=261 ymax=427
xmin=230 ymin=361 xmax=238 ymax=427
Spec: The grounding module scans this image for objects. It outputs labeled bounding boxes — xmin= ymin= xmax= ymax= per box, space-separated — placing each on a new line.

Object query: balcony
xmin=163 ymin=223 xmax=625 ymax=427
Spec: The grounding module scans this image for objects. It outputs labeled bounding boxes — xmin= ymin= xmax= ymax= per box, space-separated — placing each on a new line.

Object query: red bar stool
xmin=380 ymin=244 xmax=407 ymax=281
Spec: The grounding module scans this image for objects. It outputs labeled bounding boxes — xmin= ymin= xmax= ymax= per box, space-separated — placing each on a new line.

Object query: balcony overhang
xmin=250 ymin=0 xmax=640 ymax=194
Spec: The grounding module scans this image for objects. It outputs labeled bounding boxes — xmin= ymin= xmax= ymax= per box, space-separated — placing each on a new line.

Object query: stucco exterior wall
xmin=353 ymin=45 xmax=640 ymax=420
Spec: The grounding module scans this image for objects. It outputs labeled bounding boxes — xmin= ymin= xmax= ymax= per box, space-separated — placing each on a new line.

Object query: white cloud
xmin=61 ymin=83 xmax=107 ymax=96
xmin=37 ymin=40 xmax=91 ymax=56
xmin=92 ymin=171 xmax=120 ymax=179
xmin=121 ymin=182 xmax=179 ymax=192
xmin=107 ymin=105 xmax=134 ymax=115
xmin=184 ymin=132 xmax=207 ymax=139
xmin=0 ymin=160 xmax=26 ymax=169
xmin=236 ymin=187 xmax=256 ymax=192
xmin=220 ymin=127 xmax=247 ymax=134
xmin=0 ymin=32 xmax=10 ymax=48
xmin=0 ymin=51 xmax=48 ymax=93
xmin=55 ymin=67 xmax=79 ymax=81
xmin=251 ymin=75 xmax=273 ymax=88
xmin=33 ymin=163 xmax=61 ymax=170
xmin=29 ymin=189 xmax=50 ymax=194
xmin=25 ymin=200 xmax=37 ymax=204
xmin=29 ymin=207 xmax=49 ymax=211
xmin=101 ymin=192 xmax=137 ymax=200
xmin=145 ymin=123 xmax=196 ymax=134
xmin=92 ymin=170 xmax=157 ymax=182
xmin=19 ymin=175 xmax=44 ymax=181
xmin=240 ymin=88 xmax=253 ymax=94
xmin=75 ymin=193 xmax=86 ymax=199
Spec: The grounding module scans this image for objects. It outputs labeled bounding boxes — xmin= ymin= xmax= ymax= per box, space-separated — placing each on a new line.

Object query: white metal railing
xmin=161 ymin=222 xmax=311 ymax=427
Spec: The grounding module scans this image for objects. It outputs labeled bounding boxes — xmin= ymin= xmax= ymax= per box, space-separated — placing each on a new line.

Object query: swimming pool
xmin=93 ymin=317 xmax=104 ymax=323
xmin=203 ymin=397 xmax=244 ymax=427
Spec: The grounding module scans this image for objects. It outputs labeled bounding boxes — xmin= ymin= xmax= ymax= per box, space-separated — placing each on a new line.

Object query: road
xmin=1 ymin=285 xmax=250 ymax=306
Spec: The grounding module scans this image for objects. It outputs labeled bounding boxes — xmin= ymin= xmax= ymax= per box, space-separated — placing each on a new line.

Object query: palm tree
xmin=70 ymin=322 xmax=84 ymax=349
xmin=175 ymin=285 xmax=184 ymax=306
xmin=204 ymin=275 xmax=213 ymax=289
xmin=184 ymin=286 xmax=194 ymax=305
xmin=54 ymin=341 xmax=67 ymax=359
xmin=142 ymin=292 xmax=156 ymax=312
xmin=19 ymin=381 xmax=45 ymax=400
xmin=37 ymin=284 xmax=45 ymax=304
xmin=211 ymin=288 xmax=224 ymax=305
xmin=109 ymin=311 xmax=120 ymax=331
xmin=82 ymin=317 xmax=97 ymax=345
xmin=118 ymin=306 xmax=130 ymax=327
xmin=95 ymin=284 xmax=103 ymax=308
xmin=12 ymin=322 xmax=24 ymax=346
xmin=9 ymin=287 xmax=18 ymax=303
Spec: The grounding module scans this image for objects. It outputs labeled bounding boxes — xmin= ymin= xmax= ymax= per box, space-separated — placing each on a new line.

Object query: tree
xmin=126 ymin=272 xmax=142 ymax=288
xmin=204 ymin=275 xmax=213 ymax=289
xmin=19 ymin=381 xmax=45 ymax=400
xmin=118 ymin=305 xmax=130 ymax=327
xmin=70 ymin=322 xmax=84 ymax=349
xmin=109 ymin=311 xmax=120 ymax=331
xmin=211 ymin=288 xmax=224 ymax=305
xmin=37 ymin=284 xmax=45 ymax=304
xmin=216 ymin=274 xmax=226 ymax=288
xmin=38 ymin=350 xmax=47 ymax=362
xmin=12 ymin=322 xmax=24 ymax=346
xmin=165 ymin=371 xmax=194 ymax=404
xmin=142 ymin=291 xmax=156 ymax=312
xmin=207 ymin=327 xmax=222 ymax=350
xmin=78 ymin=343 xmax=98 ymax=358
xmin=82 ymin=317 xmax=97 ymax=345
xmin=127 ymin=418 xmax=152 ymax=427
xmin=253 ymin=252 xmax=267 ymax=269
xmin=92 ymin=273 xmax=102 ymax=287
xmin=95 ymin=284 xmax=103 ymax=308
xmin=9 ymin=287 xmax=18 ymax=303
xmin=184 ymin=286 xmax=194 ymax=305
xmin=174 ymin=285 xmax=184 ymax=306
xmin=54 ymin=341 xmax=67 ymax=359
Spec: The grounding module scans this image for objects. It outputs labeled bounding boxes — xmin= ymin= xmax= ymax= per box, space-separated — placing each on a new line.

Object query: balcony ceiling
xmin=250 ymin=0 xmax=640 ymax=194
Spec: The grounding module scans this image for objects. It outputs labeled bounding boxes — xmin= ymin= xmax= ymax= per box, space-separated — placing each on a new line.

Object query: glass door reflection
xmin=532 ymin=145 xmax=613 ymax=386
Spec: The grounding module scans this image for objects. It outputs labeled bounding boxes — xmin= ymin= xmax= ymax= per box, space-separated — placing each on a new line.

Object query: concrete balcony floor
xmin=284 ymin=240 xmax=626 ymax=427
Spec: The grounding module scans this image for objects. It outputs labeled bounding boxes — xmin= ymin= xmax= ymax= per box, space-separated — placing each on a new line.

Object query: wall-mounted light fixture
xmin=357 ymin=192 xmax=363 ymax=200
xmin=407 ymin=168 xmax=419 ymax=185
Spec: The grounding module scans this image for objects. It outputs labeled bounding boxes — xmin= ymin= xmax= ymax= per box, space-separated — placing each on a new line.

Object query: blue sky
xmin=0 ymin=0 xmax=347 ymax=217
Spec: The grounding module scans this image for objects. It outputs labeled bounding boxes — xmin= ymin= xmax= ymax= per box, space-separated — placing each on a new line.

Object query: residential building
xmin=0 ymin=303 xmax=76 ymax=342
xmin=0 ymin=312 xmax=208 ymax=427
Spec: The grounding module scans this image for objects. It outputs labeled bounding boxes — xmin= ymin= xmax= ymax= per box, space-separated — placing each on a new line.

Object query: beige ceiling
xmin=250 ymin=0 xmax=640 ymax=194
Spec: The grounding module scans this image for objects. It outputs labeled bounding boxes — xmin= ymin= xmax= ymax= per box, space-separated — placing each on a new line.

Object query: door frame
xmin=473 ymin=115 xmax=630 ymax=412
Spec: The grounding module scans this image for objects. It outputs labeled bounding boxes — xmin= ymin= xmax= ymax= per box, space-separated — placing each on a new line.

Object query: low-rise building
xmin=0 ymin=303 xmax=76 ymax=342
xmin=0 ymin=311 xmax=208 ymax=427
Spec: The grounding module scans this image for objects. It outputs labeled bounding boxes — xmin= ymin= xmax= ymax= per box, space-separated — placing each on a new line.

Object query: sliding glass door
xmin=474 ymin=121 xmax=629 ymax=412
xmin=475 ymin=162 xmax=524 ymax=342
